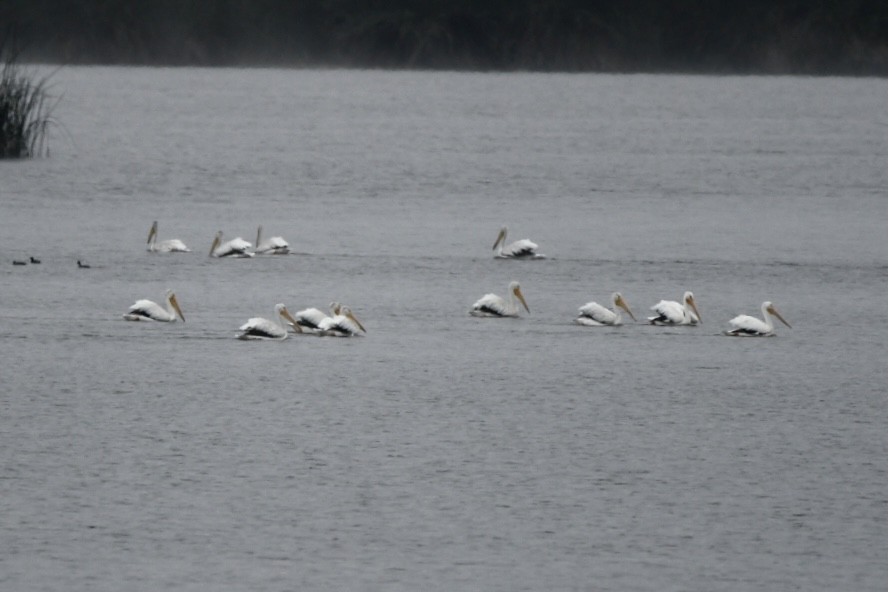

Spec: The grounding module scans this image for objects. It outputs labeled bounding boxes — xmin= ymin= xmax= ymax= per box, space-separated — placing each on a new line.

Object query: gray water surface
xmin=1 ymin=68 xmax=886 ymax=591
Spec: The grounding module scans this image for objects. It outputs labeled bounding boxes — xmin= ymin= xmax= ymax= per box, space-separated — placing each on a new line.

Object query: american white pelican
xmin=123 ymin=289 xmax=185 ymax=322
xmin=254 ymin=225 xmax=291 ymax=255
xmin=471 ymin=280 xmax=530 ymax=317
xmin=147 ymin=221 xmax=190 ymax=252
xmin=649 ymin=291 xmax=701 ymax=325
xmin=292 ymin=302 xmax=341 ymax=333
xmin=492 ymin=226 xmax=545 ymax=259
xmin=725 ymin=301 xmax=791 ymax=337
xmin=237 ymin=303 xmax=301 ymax=340
xmin=575 ymin=292 xmax=636 ymax=326
xmin=210 ymin=230 xmax=253 ymax=258
xmin=318 ymin=305 xmax=366 ymax=337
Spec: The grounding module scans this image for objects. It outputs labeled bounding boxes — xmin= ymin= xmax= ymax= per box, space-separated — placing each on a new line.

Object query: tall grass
xmin=1 ymin=52 xmax=55 ymax=158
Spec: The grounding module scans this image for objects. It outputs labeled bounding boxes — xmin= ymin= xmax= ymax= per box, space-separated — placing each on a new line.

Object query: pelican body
xmin=649 ymin=291 xmax=701 ymax=325
xmin=210 ymin=231 xmax=253 ymax=258
xmin=124 ymin=289 xmax=185 ymax=322
xmin=576 ymin=292 xmax=636 ymax=326
xmin=471 ymin=281 xmax=530 ymax=317
xmin=254 ymin=225 xmax=290 ymax=255
xmin=725 ymin=301 xmax=791 ymax=337
xmin=292 ymin=302 xmax=341 ymax=333
xmin=493 ymin=226 xmax=545 ymax=259
xmin=318 ymin=305 xmax=366 ymax=337
xmin=237 ymin=304 xmax=300 ymax=340
xmin=147 ymin=221 xmax=190 ymax=252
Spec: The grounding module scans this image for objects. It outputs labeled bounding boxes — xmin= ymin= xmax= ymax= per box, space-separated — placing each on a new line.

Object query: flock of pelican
xmin=125 ymin=222 xmax=365 ymax=339
xmin=124 ymin=222 xmax=792 ymax=338
xmin=472 ymin=281 xmax=790 ymax=336
xmin=124 ymin=290 xmax=367 ymax=340
xmin=473 ymin=226 xmax=791 ymax=337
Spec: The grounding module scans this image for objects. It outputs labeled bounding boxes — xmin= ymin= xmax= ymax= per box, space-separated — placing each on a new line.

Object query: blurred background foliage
xmin=2 ymin=0 xmax=886 ymax=73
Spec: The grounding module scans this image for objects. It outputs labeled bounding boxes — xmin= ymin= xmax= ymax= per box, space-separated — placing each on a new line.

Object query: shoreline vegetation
xmin=1 ymin=43 xmax=55 ymax=158
xmin=4 ymin=1 xmax=887 ymax=75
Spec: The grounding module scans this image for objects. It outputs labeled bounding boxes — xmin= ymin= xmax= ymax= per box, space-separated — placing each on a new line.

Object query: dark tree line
xmin=3 ymin=0 xmax=887 ymax=74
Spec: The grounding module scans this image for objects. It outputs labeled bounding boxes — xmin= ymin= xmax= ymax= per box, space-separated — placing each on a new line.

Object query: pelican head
xmin=329 ymin=301 xmax=342 ymax=316
xmin=510 ymin=280 xmax=530 ymax=313
xmin=493 ymin=226 xmax=508 ymax=251
xmin=764 ymin=301 xmax=791 ymax=328
xmin=210 ymin=230 xmax=223 ymax=256
xmin=275 ymin=303 xmax=301 ymax=331
xmin=340 ymin=305 xmax=367 ymax=333
xmin=684 ymin=291 xmax=701 ymax=323
xmin=166 ymin=289 xmax=186 ymax=322
xmin=613 ymin=292 xmax=636 ymax=321
xmin=148 ymin=220 xmax=159 ymax=245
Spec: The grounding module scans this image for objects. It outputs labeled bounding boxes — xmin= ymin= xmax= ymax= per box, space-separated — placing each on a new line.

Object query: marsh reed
xmin=1 ymin=50 xmax=55 ymax=158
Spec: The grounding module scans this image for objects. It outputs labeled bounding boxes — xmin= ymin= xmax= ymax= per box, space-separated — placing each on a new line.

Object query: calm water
xmin=1 ymin=68 xmax=886 ymax=591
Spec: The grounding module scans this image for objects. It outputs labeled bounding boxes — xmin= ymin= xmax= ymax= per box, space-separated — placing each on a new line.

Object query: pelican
xmin=254 ymin=225 xmax=290 ymax=255
xmin=209 ymin=230 xmax=253 ymax=258
xmin=147 ymin=221 xmax=190 ymax=252
xmin=471 ymin=280 xmax=530 ymax=317
xmin=575 ymin=292 xmax=636 ymax=326
xmin=123 ymin=289 xmax=185 ymax=322
xmin=318 ymin=305 xmax=366 ymax=337
xmin=649 ymin=291 xmax=701 ymax=325
xmin=492 ymin=226 xmax=545 ymax=259
xmin=292 ymin=302 xmax=341 ymax=333
xmin=725 ymin=301 xmax=791 ymax=337
xmin=237 ymin=303 xmax=301 ymax=340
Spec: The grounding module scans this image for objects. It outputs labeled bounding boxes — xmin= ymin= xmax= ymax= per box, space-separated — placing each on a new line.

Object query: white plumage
xmin=254 ymin=225 xmax=291 ymax=255
xmin=575 ymin=292 xmax=636 ymax=326
xmin=492 ymin=226 xmax=545 ymax=259
xmin=123 ymin=289 xmax=185 ymax=322
xmin=237 ymin=304 xmax=300 ymax=340
xmin=725 ymin=301 xmax=791 ymax=337
xmin=318 ymin=305 xmax=366 ymax=337
xmin=471 ymin=280 xmax=530 ymax=317
xmin=292 ymin=302 xmax=341 ymax=333
xmin=649 ymin=291 xmax=701 ymax=325
xmin=210 ymin=230 xmax=253 ymax=258
xmin=146 ymin=221 xmax=190 ymax=252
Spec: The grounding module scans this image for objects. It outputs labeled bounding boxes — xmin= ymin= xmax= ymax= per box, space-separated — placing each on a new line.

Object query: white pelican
xmin=123 ymin=289 xmax=185 ymax=322
xmin=649 ymin=291 xmax=701 ymax=325
xmin=147 ymin=221 xmax=190 ymax=252
xmin=725 ymin=301 xmax=791 ymax=337
xmin=254 ymin=225 xmax=290 ymax=255
xmin=237 ymin=303 xmax=301 ymax=340
xmin=492 ymin=226 xmax=545 ymax=259
xmin=575 ymin=292 xmax=636 ymax=326
xmin=318 ymin=305 xmax=366 ymax=337
xmin=471 ymin=280 xmax=530 ymax=317
xmin=292 ymin=302 xmax=341 ymax=333
xmin=210 ymin=230 xmax=253 ymax=258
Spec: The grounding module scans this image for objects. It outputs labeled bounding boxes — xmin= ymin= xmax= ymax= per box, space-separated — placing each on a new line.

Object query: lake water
xmin=1 ymin=67 xmax=886 ymax=591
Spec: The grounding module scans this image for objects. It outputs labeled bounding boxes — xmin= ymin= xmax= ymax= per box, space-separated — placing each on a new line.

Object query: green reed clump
xmin=1 ymin=55 xmax=54 ymax=158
